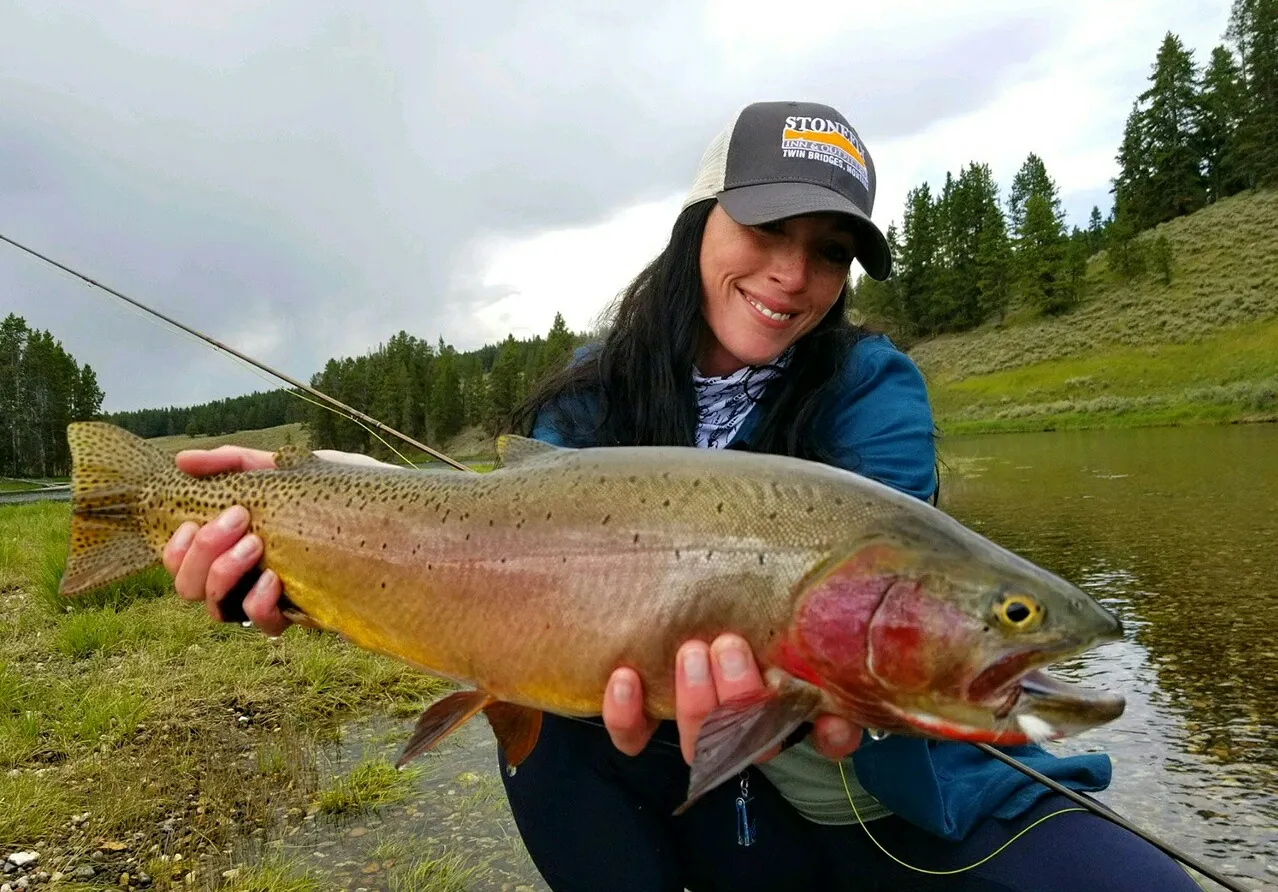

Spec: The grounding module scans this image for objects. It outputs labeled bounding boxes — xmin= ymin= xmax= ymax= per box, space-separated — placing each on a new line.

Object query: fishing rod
xmin=0 ymin=232 xmax=1251 ymax=891
xmin=0 ymin=233 xmax=473 ymax=473
xmin=973 ymin=743 xmax=1248 ymax=892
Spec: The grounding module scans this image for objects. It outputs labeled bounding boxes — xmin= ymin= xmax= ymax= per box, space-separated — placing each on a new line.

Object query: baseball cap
xmin=682 ymin=100 xmax=892 ymax=280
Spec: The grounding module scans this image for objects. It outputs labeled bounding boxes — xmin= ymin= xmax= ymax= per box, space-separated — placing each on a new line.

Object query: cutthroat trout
xmin=60 ymin=422 xmax=1125 ymax=811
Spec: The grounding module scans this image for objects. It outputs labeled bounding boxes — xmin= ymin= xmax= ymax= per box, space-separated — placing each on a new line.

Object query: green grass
xmin=146 ymin=422 xmax=310 ymax=456
xmin=0 ymin=478 xmax=43 ymax=492
xmin=0 ymin=499 xmax=451 ymax=866
xmin=929 ymin=316 xmax=1278 ymax=433
xmin=910 ymin=188 xmax=1278 ymax=431
xmin=312 ymin=757 xmax=427 ymax=816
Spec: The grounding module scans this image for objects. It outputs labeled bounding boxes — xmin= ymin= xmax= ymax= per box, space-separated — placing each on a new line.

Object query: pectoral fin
xmin=673 ymin=678 xmax=823 ymax=816
xmin=483 ymin=702 xmax=543 ymax=768
xmin=395 ymin=690 xmax=494 ymax=768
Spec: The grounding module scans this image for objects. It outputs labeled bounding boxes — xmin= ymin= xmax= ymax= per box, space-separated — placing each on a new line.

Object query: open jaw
xmin=895 ymin=657 xmax=1126 ymax=745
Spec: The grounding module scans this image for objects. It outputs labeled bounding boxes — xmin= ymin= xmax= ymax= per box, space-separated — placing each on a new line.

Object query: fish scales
xmin=59 ymin=421 xmax=1127 ymax=803
xmin=206 ymin=445 xmax=874 ymax=715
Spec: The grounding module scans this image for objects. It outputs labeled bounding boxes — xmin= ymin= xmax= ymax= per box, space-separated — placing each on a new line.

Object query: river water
xmin=938 ymin=424 xmax=1278 ymax=890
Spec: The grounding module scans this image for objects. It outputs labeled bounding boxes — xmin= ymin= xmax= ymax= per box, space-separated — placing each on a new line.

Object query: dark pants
xmin=500 ymin=713 xmax=1201 ymax=892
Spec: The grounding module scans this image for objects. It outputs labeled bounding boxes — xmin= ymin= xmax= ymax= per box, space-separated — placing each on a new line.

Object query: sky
xmin=0 ymin=0 xmax=1234 ymax=413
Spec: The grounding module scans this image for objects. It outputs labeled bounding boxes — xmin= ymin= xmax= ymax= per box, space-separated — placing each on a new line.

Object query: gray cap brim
xmin=717 ymin=182 xmax=892 ymax=280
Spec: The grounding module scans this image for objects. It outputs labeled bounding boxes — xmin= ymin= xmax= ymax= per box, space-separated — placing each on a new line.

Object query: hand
xmin=602 ymin=633 xmax=862 ymax=765
xmin=161 ymin=445 xmax=291 ymax=636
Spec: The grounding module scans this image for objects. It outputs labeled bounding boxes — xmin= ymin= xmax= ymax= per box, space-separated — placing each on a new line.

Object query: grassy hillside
xmin=912 ymin=188 xmax=1278 ymax=432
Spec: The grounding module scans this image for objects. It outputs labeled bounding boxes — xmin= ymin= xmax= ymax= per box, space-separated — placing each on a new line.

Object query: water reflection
xmin=939 ymin=425 xmax=1278 ymax=889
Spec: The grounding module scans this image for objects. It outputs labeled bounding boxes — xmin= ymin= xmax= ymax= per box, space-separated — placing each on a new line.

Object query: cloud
xmin=0 ymin=0 xmax=1232 ymax=412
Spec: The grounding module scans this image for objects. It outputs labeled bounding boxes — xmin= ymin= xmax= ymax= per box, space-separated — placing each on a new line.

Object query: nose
xmin=766 ymin=239 xmax=810 ymax=293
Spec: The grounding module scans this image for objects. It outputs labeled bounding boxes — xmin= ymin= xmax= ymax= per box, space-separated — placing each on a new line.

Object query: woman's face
xmin=697 ymin=203 xmax=857 ymax=377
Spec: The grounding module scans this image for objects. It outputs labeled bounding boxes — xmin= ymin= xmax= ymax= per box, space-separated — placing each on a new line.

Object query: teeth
xmin=746 ymin=296 xmax=793 ymax=321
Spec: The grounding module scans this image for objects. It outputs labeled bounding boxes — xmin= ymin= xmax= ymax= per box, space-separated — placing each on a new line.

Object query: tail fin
xmin=60 ymin=422 xmax=168 ymax=597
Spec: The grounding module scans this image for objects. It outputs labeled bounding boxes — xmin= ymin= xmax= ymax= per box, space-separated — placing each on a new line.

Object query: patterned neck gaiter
xmin=692 ymin=348 xmax=792 ymax=449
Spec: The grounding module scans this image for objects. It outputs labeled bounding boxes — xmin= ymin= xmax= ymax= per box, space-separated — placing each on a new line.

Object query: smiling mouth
xmin=741 ymin=290 xmax=795 ymax=323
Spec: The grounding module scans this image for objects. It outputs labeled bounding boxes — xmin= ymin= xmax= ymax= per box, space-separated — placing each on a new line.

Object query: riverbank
xmin=912 ymin=187 xmax=1278 ymax=434
xmin=0 ymin=501 xmax=544 ymax=890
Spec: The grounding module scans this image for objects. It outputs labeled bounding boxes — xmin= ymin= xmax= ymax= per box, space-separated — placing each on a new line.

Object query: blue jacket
xmin=530 ymin=333 xmax=1112 ymax=841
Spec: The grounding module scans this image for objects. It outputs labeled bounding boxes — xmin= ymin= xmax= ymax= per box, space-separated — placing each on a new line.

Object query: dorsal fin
xmin=273 ymin=443 xmax=318 ymax=470
xmin=496 ymin=435 xmax=567 ymax=467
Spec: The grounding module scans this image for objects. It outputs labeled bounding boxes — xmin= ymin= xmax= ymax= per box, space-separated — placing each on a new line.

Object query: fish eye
xmin=995 ymin=594 xmax=1042 ymax=631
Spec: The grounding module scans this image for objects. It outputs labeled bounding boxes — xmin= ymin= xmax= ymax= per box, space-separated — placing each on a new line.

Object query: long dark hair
xmin=508 ymin=198 xmax=870 ymax=464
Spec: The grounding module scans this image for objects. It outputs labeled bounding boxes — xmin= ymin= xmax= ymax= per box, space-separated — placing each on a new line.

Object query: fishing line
xmin=0 ymin=232 xmax=472 ymax=472
xmin=2 ymin=231 xmax=1251 ymax=891
xmin=839 ymin=761 xmax=1084 ymax=875
xmin=60 ymin=272 xmax=424 ymax=470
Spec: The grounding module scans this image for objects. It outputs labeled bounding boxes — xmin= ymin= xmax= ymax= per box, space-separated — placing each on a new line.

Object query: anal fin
xmin=483 ymin=702 xmax=543 ymax=768
xmin=395 ymin=690 xmax=494 ymax=768
xmin=673 ymin=677 xmax=822 ymax=816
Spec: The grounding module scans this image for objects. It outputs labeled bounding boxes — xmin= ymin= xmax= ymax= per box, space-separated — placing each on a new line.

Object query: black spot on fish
xmin=602 ymin=514 xmax=610 ymax=525
xmin=633 ymin=533 xmax=640 ymax=544
xmin=716 ymin=502 xmax=723 ymax=513
xmin=545 ymin=511 xmax=552 ymax=520
xmin=758 ymin=553 xmax=765 ymax=565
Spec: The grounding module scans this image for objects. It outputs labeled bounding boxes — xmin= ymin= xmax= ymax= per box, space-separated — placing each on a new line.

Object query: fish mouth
xmin=948 ymin=641 xmax=1126 ymax=743
xmin=1002 ymin=669 xmax=1126 ymax=740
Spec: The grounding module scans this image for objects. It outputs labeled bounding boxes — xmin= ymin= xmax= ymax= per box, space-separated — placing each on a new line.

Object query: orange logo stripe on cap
xmin=783 ymin=128 xmax=865 ymax=165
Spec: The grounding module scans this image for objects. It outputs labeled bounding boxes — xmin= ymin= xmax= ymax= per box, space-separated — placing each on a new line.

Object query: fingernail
xmin=215 ymin=505 xmax=249 ymax=532
xmin=171 ymin=523 xmax=196 ymax=552
xmin=683 ymin=648 xmax=710 ymax=686
xmin=612 ymin=677 xmax=634 ymax=703
xmin=716 ymin=643 xmax=748 ymax=681
xmin=231 ymin=534 xmax=261 ymax=562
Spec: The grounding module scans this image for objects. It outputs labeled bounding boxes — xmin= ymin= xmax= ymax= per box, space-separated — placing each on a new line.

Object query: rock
xmin=73 ymin=866 xmax=96 ymax=879
xmin=120 ymin=873 xmax=131 ymax=885
xmin=361 ymin=862 xmax=380 ymax=874
xmin=221 ymin=869 xmax=240 ymax=880
xmin=1266 ymin=863 xmax=1278 ymax=878
xmin=0 ymin=865 xmax=11 ymax=876
xmin=12 ymin=879 xmax=25 ymax=890
xmin=4 ymin=855 xmax=36 ymax=869
xmin=1 ymin=882 xmax=10 ymax=892
xmin=99 ymin=840 xmax=129 ymax=852
xmin=136 ymin=870 xmax=152 ymax=886
xmin=347 ymin=828 xmax=367 ymax=838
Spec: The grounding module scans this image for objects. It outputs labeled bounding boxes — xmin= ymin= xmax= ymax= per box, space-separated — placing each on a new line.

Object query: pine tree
xmin=1227 ymin=0 xmax=1278 ymax=188
xmin=1008 ymin=153 xmax=1059 ymax=238
xmin=1197 ymin=45 xmax=1249 ymax=200
xmin=428 ymin=348 xmax=464 ymax=441
xmin=1113 ymin=103 xmax=1157 ymax=230
xmin=485 ymin=336 xmax=522 ymax=432
xmin=1087 ymin=206 xmax=1107 ymax=256
xmin=975 ymin=199 xmax=1013 ymax=322
xmin=897 ymin=184 xmax=943 ymax=335
xmin=1141 ymin=33 xmax=1207 ymax=221
xmin=1019 ymin=192 xmax=1074 ymax=314
xmin=1009 ymin=155 xmax=1074 ymax=313
xmin=536 ymin=312 xmax=576 ymax=382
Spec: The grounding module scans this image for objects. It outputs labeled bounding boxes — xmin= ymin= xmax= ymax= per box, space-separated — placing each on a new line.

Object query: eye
xmin=822 ymin=243 xmax=854 ymax=266
xmin=994 ymin=594 xmax=1043 ymax=631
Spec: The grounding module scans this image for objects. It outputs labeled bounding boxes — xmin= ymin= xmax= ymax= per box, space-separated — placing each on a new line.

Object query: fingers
xmin=172 ymin=505 xmax=249 ymax=603
xmin=243 ymin=569 xmax=289 ymax=637
xmin=175 ymin=445 xmax=276 ymax=477
xmin=676 ymin=634 xmax=764 ymax=765
xmin=203 ymin=530 xmax=263 ymax=623
xmin=602 ymin=667 xmax=657 ymax=756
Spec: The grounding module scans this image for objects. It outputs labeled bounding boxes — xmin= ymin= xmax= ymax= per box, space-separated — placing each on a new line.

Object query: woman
xmin=163 ymin=101 xmax=1198 ymax=892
